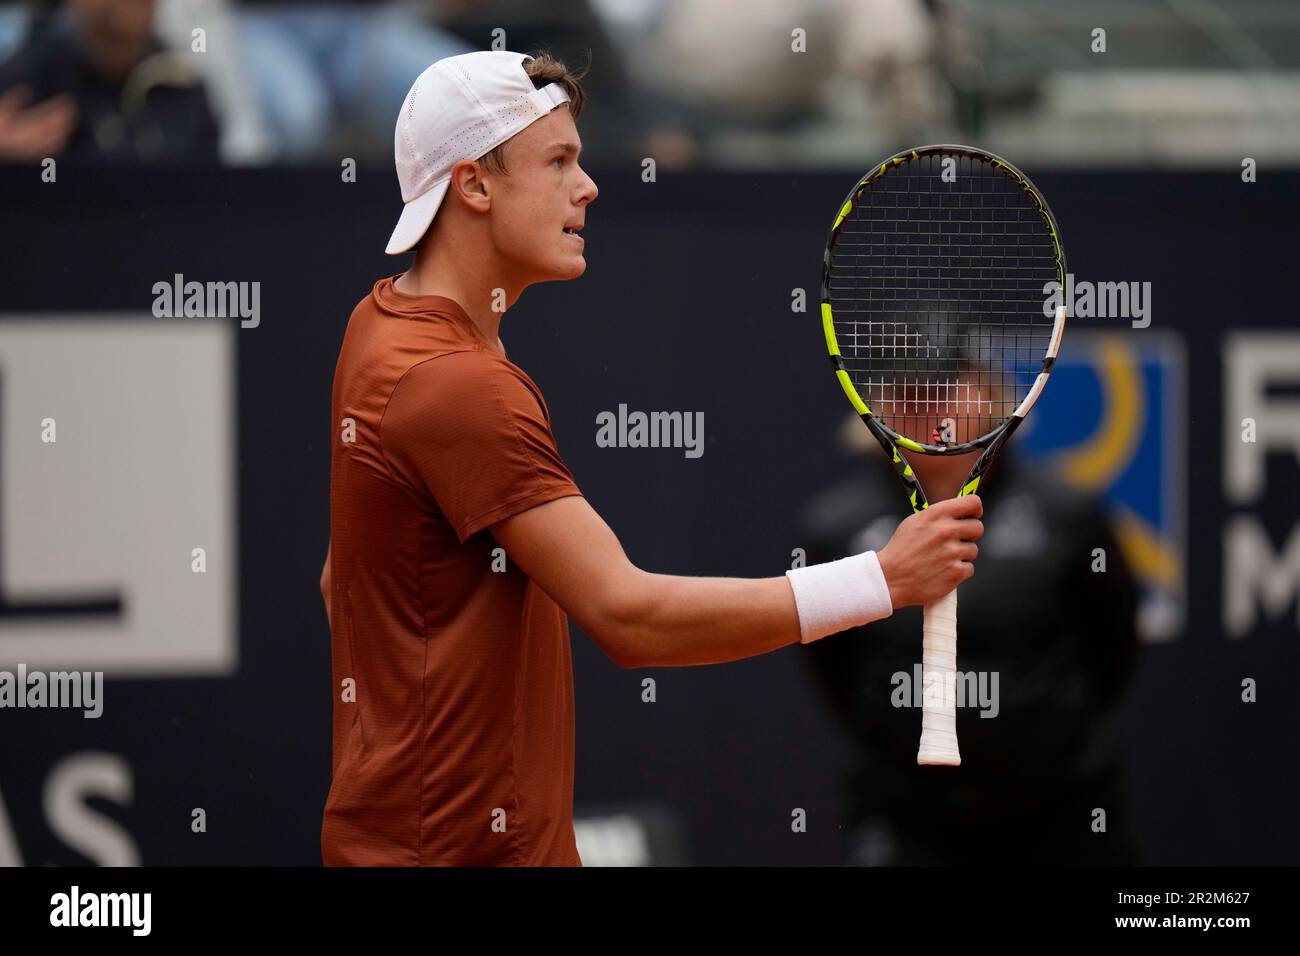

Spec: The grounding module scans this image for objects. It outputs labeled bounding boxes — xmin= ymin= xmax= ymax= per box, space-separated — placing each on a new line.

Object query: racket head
xmin=820 ymin=145 xmax=1066 ymax=461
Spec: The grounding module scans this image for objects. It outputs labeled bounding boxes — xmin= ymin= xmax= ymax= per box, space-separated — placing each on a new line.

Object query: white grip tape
xmin=785 ymin=550 xmax=893 ymax=644
xmin=918 ymin=587 xmax=961 ymax=766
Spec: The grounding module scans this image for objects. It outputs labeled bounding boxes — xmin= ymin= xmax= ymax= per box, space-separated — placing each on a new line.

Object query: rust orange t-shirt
xmin=322 ymin=276 xmax=584 ymax=866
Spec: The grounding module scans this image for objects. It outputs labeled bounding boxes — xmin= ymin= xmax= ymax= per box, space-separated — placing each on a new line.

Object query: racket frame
xmin=818 ymin=144 xmax=1068 ymax=765
xmin=820 ymin=144 xmax=1067 ymax=508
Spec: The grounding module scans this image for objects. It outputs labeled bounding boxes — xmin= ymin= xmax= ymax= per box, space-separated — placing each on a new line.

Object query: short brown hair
xmin=477 ymin=51 xmax=588 ymax=176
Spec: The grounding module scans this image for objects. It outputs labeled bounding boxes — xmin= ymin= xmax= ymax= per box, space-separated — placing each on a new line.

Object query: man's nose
xmin=579 ymin=167 xmax=598 ymax=203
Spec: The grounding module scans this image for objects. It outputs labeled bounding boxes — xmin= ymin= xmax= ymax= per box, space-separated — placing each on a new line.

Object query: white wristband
xmin=785 ymin=551 xmax=893 ymax=644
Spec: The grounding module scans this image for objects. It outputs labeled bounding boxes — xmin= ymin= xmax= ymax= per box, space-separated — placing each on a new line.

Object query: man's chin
xmin=550 ymin=257 xmax=587 ymax=281
xmin=525 ymin=254 xmax=587 ymax=285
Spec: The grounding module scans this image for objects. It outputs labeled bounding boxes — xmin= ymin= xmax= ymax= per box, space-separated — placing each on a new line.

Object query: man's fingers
xmin=26 ymin=93 xmax=76 ymax=123
xmin=0 ymin=90 xmax=77 ymax=159
xmin=933 ymin=494 xmax=982 ymax=518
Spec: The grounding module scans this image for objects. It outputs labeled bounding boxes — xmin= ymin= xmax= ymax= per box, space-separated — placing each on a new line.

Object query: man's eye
xmin=554 ymin=156 xmax=565 ymax=167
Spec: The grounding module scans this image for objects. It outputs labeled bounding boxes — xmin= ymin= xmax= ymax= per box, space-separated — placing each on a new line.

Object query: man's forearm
xmin=611 ymin=570 xmax=801 ymax=668
xmin=491 ymin=494 xmax=979 ymax=669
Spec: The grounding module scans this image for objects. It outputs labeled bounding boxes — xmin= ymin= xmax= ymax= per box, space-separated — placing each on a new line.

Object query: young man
xmin=321 ymin=50 xmax=984 ymax=866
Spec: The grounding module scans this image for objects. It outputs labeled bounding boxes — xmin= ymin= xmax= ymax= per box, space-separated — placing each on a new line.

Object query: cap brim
xmin=385 ymin=178 xmax=451 ymax=255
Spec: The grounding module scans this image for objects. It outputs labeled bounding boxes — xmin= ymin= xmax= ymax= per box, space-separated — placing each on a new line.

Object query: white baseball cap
xmin=386 ymin=51 xmax=572 ymax=255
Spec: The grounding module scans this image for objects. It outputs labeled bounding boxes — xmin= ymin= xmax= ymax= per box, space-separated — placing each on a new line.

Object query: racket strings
xmin=828 ymin=152 xmax=1059 ymax=446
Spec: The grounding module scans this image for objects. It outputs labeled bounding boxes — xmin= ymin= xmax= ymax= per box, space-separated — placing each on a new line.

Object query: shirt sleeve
xmin=380 ymin=350 xmax=583 ymax=543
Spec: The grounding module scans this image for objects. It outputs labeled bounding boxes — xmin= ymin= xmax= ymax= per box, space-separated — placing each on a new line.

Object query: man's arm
xmin=490 ymin=495 xmax=982 ymax=669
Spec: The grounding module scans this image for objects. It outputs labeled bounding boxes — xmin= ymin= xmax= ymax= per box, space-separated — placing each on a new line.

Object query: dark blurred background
xmin=1 ymin=0 xmax=1298 ymax=865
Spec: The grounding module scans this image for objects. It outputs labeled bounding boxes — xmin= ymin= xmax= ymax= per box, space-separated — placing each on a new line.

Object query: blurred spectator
xmin=619 ymin=0 xmax=949 ymax=166
xmin=0 ymin=0 xmax=690 ymax=166
xmin=642 ymin=0 xmax=837 ymax=127
xmin=434 ymin=0 xmax=647 ymax=167
xmin=153 ymin=0 xmax=275 ymax=164
xmin=0 ymin=0 xmax=221 ymax=163
xmin=797 ymin=422 xmax=1142 ymax=865
xmin=831 ymin=0 xmax=950 ymax=142
xmin=230 ymin=0 xmax=472 ymax=162
xmin=605 ymin=0 xmax=834 ymax=167
xmin=0 ymin=4 xmax=31 ymax=61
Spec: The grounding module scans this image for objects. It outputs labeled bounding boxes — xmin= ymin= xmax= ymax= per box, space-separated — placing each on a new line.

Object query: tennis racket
xmin=819 ymin=145 xmax=1066 ymax=766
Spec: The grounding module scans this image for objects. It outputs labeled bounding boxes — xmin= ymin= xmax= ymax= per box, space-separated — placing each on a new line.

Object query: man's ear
xmin=449 ymin=159 xmax=492 ymax=214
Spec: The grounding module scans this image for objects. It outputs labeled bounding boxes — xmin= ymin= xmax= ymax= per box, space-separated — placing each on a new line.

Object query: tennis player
xmin=320 ymin=50 xmax=984 ymax=866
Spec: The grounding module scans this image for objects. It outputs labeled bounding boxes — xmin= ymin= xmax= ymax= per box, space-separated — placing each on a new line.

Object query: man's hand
xmin=0 ymin=87 xmax=77 ymax=161
xmin=876 ymin=495 xmax=983 ymax=608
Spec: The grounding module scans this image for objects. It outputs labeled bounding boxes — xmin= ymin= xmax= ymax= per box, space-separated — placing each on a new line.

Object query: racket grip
xmin=918 ymin=588 xmax=961 ymax=766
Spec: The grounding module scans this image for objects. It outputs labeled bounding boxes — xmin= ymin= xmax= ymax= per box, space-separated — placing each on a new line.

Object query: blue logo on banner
xmin=1018 ymin=331 xmax=1186 ymax=642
